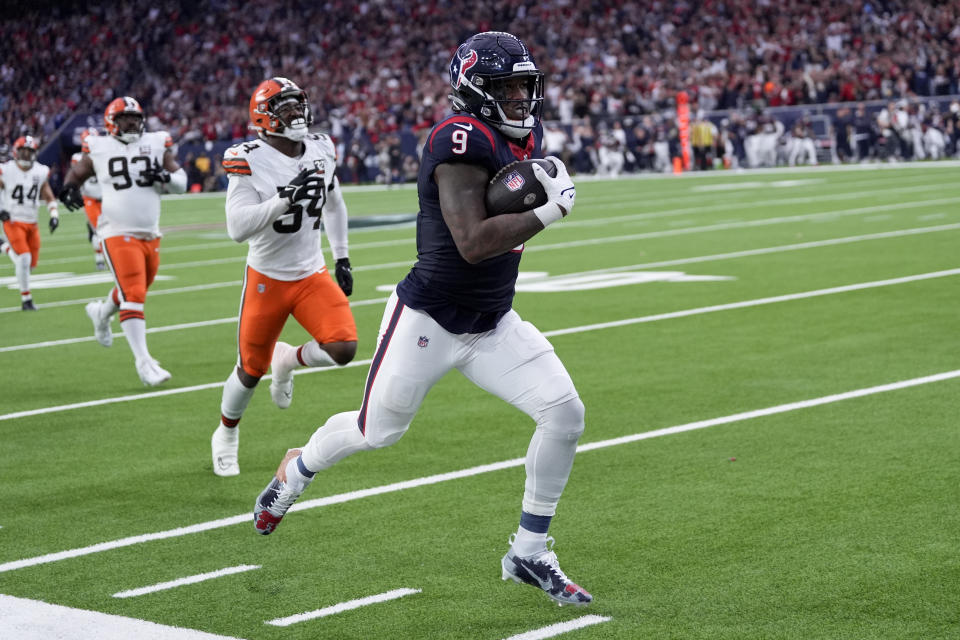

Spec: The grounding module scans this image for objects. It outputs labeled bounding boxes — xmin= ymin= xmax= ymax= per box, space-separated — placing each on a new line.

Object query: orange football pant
xmin=83 ymin=197 xmax=102 ymax=228
xmin=2 ymin=220 xmax=40 ymax=268
xmin=237 ymin=265 xmax=357 ymax=377
xmin=101 ymin=235 xmax=160 ymax=305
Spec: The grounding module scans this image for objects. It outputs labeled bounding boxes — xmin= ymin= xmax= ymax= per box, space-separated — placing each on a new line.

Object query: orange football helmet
xmin=104 ymin=97 xmax=145 ymax=143
xmin=249 ymin=77 xmax=312 ymax=141
xmin=13 ymin=135 xmax=39 ymax=169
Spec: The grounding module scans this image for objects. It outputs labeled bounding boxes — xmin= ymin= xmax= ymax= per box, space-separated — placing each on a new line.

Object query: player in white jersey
xmin=210 ymin=77 xmax=357 ymax=477
xmin=0 ymin=135 xmax=59 ymax=311
xmin=60 ymin=96 xmax=187 ymax=386
xmin=71 ymin=128 xmax=106 ymax=270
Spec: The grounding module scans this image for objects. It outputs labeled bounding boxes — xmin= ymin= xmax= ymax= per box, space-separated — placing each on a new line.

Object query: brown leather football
xmin=484 ymin=159 xmax=558 ymax=216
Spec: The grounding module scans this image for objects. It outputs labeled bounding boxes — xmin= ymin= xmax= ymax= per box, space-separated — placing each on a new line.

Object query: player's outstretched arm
xmin=437 ymin=162 xmax=547 ymax=264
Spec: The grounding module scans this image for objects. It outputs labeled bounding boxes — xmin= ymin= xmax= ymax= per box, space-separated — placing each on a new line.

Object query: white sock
xmin=300 ymin=411 xmax=372 ymax=472
xmin=120 ymin=312 xmax=151 ymax=362
xmin=213 ymin=423 xmax=238 ymax=444
xmin=103 ymin=290 xmax=119 ymax=315
xmin=300 ymin=341 xmax=337 ymax=368
xmin=14 ymin=252 xmax=29 ymax=295
xmin=283 ymin=455 xmax=314 ymax=488
xmin=220 ymin=368 xmax=256 ymax=420
xmin=512 ymin=526 xmax=549 ymax=557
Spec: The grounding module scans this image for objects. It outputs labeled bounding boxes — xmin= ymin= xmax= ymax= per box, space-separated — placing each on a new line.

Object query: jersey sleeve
xmin=222 ymin=143 xmax=252 ymax=176
xmin=426 ymin=117 xmax=499 ymax=174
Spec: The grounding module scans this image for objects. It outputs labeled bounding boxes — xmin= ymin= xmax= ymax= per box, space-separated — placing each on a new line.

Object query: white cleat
xmin=269 ymin=341 xmax=296 ymax=409
xmin=136 ymin=357 xmax=171 ymax=387
xmin=211 ymin=427 xmax=240 ymax=477
xmin=501 ymin=536 xmax=592 ymax=607
xmin=85 ymin=301 xmax=113 ymax=347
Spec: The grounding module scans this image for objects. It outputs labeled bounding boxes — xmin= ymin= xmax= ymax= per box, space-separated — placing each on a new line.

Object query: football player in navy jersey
xmin=253 ymin=32 xmax=590 ymax=607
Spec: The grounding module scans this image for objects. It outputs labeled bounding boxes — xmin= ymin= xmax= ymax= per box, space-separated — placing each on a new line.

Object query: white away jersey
xmin=223 ymin=134 xmax=339 ymax=280
xmin=84 ymin=131 xmax=173 ymax=239
xmin=0 ymin=160 xmax=50 ymax=223
xmin=71 ymin=152 xmax=102 ymax=200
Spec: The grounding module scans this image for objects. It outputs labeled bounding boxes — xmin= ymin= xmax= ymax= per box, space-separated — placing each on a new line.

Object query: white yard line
xmin=264 ymin=588 xmax=421 ymax=627
xmin=4 ymin=222 xmax=960 ymax=350
xmin=3 ymin=187 xmax=958 ymax=313
xmin=527 ymin=196 xmax=960 ymax=252
xmin=1 ymin=267 xmax=957 ymax=422
xmin=1 ymin=366 xmax=957 ymax=575
xmin=544 ymin=268 xmax=960 ymax=337
xmin=502 ymin=615 xmax=613 ymax=640
xmin=112 ymin=565 xmax=261 ymax=598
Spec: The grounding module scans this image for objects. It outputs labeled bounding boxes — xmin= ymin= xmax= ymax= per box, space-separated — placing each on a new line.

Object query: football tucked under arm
xmin=484 ymin=158 xmax=558 ymax=216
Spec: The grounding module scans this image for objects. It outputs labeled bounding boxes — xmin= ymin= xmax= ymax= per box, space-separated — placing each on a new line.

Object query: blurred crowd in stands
xmin=2 ymin=0 xmax=959 ymax=189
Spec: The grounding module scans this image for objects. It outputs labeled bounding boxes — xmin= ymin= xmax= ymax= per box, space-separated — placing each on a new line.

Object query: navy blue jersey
xmin=396 ymin=113 xmax=544 ymax=334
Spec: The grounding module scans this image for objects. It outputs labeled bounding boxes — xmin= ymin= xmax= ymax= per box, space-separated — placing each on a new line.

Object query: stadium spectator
xmin=2 ymin=1 xmax=959 ymax=179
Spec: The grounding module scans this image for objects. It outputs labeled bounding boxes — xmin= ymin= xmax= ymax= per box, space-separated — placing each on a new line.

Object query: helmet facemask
xmin=481 ymin=73 xmax=543 ymax=139
xmin=113 ymin=113 xmax=144 ymax=144
xmin=15 ymin=147 xmax=36 ymax=170
xmin=13 ymin=136 xmax=39 ymax=170
xmin=265 ymin=93 xmax=312 ymax=142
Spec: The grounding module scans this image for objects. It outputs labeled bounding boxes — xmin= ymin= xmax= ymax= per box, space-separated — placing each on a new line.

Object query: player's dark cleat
xmin=501 ymin=536 xmax=592 ymax=607
xmin=21 ymin=299 xmax=37 ymax=311
xmin=254 ymin=448 xmax=312 ymax=535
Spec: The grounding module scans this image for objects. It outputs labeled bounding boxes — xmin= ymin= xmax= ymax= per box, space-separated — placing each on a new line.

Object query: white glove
xmin=531 ymin=156 xmax=576 ymax=227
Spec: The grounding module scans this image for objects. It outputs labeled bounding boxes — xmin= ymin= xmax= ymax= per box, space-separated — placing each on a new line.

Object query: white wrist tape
xmin=533 ymin=201 xmax=564 ymax=228
xmin=168 ymin=168 xmax=188 ymax=194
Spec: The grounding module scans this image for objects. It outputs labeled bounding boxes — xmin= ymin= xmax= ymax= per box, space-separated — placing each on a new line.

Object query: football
xmin=484 ymin=158 xmax=558 ymax=216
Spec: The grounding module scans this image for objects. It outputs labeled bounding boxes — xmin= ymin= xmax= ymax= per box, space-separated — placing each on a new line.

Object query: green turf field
xmin=1 ymin=164 xmax=959 ymax=639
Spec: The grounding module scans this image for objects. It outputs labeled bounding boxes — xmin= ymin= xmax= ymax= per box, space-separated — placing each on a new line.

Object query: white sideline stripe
xmin=111 ymin=564 xmax=261 ymax=598
xmin=265 ymin=588 xmax=421 ymax=626
xmin=0 ymin=593 xmax=244 ymax=640
xmin=1 ymin=367 xmax=958 ymax=575
xmin=2 ymin=267 xmax=959 ymax=422
xmin=5 ymin=222 xmax=960 ymax=352
xmin=503 ymin=615 xmax=612 ymax=640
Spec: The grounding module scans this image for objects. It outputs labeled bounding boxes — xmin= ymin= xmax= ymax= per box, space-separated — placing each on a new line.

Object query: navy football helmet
xmin=449 ymin=31 xmax=544 ymax=139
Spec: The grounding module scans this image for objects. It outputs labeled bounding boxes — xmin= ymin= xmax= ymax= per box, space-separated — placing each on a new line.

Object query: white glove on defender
xmin=532 ymin=156 xmax=576 ymax=228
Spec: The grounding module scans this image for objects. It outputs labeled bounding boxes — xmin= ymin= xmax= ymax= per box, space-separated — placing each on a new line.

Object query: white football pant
xmin=301 ymin=290 xmax=585 ymax=516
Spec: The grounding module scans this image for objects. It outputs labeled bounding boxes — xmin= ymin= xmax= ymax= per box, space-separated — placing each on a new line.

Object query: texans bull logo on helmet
xmin=454 ymin=50 xmax=478 ymax=90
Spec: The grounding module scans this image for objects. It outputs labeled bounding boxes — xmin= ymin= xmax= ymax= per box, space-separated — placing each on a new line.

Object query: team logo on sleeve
xmin=502 ymin=170 xmax=525 ymax=192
